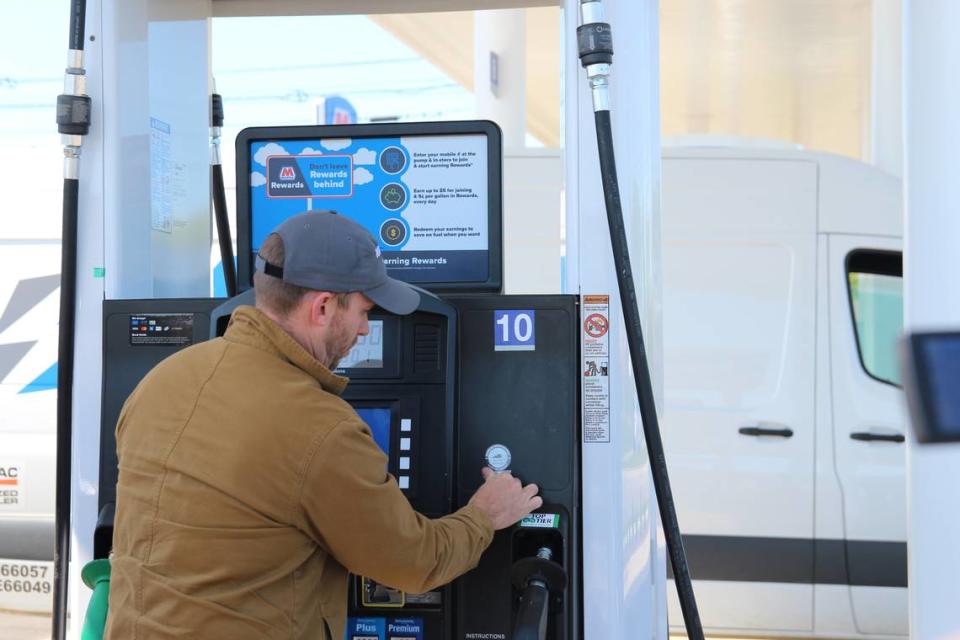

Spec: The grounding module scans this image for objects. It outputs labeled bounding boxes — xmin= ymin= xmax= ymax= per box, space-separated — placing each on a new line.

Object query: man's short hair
xmin=254 ymin=233 xmax=349 ymax=315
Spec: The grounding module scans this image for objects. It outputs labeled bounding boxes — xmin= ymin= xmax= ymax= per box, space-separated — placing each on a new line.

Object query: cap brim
xmin=364 ymin=276 xmax=421 ymax=315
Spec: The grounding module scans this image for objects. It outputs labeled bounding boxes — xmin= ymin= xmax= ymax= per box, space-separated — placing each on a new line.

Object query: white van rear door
xmin=827 ymin=235 xmax=906 ymax=636
xmin=662 ymin=157 xmax=817 ymax=634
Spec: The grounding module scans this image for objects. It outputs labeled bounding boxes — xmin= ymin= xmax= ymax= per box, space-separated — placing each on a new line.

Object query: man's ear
xmin=305 ymin=291 xmax=336 ymax=327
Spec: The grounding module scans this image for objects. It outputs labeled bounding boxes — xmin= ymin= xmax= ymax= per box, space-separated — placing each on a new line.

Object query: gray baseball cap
xmin=255 ymin=211 xmax=420 ymax=315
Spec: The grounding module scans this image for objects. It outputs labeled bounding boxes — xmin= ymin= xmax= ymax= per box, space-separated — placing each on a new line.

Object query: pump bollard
xmin=80 ymin=559 xmax=112 ymax=640
xmin=511 ymin=547 xmax=566 ymax=640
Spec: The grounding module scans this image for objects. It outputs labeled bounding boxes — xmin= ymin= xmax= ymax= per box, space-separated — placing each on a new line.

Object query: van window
xmin=846 ymin=250 xmax=903 ymax=386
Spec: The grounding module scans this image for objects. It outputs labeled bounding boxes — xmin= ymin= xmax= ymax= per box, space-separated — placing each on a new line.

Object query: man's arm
xmin=298 ymin=418 xmax=494 ymax=594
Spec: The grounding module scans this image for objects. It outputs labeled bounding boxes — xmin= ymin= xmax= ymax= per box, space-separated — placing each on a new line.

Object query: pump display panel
xmin=352 ymin=401 xmax=418 ymax=494
xmin=341 ymin=321 xmax=385 ymax=369
xmin=901 ymin=331 xmax=960 ymax=443
xmin=236 ymin=121 xmax=503 ymax=293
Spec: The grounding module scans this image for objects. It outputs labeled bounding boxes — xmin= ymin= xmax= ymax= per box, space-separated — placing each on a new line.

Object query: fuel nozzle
xmin=511 ymin=546 xmax=566 ymax=640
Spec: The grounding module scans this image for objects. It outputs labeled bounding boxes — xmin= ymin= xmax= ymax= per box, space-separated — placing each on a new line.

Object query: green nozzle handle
xmin=80 ymin=559 xmax=111 ymax=640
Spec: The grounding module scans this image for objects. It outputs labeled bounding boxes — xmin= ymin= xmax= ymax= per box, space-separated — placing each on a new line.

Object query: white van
xmin=0 ymin=244 xmax=60 ymax=613
xmin=661 ymin=145 xmax=905 ymax=638
xmin=0 ymin=141 xmax=64 ymax=614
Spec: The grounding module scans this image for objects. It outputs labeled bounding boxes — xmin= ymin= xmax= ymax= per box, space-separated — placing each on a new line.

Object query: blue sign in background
xmin=494 ymin=309 xmax=536 ymax=352
xmin=323 ymin=95 xmax=357 ymax=125
xmin=248 ymin=136 xmax=488 ymax=285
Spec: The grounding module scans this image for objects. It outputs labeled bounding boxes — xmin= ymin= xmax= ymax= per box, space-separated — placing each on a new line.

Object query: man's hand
xmin=468 ymin=467 xmax=543 ymax=530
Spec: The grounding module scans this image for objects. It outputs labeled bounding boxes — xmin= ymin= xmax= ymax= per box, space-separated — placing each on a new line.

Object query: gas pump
xmin=56 ymin=1 xmax=680 ymax=638
xmin=94 ymin=121 xmax=583 ymax=639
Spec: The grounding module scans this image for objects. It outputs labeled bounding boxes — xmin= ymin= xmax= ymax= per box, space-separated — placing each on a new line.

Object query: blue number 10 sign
xmin=494 ymin=310 xmax=536 ymax=352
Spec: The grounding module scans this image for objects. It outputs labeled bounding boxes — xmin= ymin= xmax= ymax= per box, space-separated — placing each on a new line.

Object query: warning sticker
xmin=582 ymin=295 xmax=610 ymax=443
xmin=0 ymin=463 xmax=23 ymax=511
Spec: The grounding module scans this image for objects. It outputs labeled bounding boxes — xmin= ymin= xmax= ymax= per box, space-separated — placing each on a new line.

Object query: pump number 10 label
xmin=494 ymin=310 xmax=536 ymax=352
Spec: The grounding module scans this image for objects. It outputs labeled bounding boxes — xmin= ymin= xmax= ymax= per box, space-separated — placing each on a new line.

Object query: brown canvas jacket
xmin=104 ymin=305 xmax=493 ymax=639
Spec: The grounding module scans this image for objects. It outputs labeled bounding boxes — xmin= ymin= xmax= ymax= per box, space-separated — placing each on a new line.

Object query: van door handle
xmin=850 ymin=432 xmax=905 ymax=443
xmin=738 ymin=426 xmax=794 ymax=438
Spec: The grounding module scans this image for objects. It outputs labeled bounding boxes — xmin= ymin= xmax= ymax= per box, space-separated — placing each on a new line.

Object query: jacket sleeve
xmin=298 ymin=417 xmax=495 ymax=594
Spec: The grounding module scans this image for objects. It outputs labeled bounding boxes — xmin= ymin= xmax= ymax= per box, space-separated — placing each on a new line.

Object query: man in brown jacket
xmin=105 ymin=211 xmax=542 ymax=639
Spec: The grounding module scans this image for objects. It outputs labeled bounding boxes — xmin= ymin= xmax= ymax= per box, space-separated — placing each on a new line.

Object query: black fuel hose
xmin=68 ymin=0 xmax=85 ymax=50
xmin=211 ymin=91 xmax=237 ymax=297
xmin=53 ymin=177 xmax=79 ymax=640
xmin=578 ymin=2 xmax=704 ymax=637
xmin=592 ymin=109 xmax=704 ymax=640
xmin=54 ymin=0 xmax=90 ymax=638
xmin=212 ymin=163 xmax=237 ymax=297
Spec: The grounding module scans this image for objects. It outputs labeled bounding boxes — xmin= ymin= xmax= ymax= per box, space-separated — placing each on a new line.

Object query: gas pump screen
xmin=236 ymin=121 xmax=502 ymax=293
xmin=354 ymin=408 xmax=391 ymax=461
xmin=902 ymin=331 xmax=960 ymax=443
xmin=338 ymin=320 xmax=384 ymax=369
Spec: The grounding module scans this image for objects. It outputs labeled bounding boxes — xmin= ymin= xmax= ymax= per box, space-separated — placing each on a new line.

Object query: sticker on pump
xmin=494 ymin=309 xmax=535 ymax=351
xmin=348 ymin=617 xmax=385 ymax=640
xmin=582 ymin=295 xmax=611 ymax=443
xmin=387 ymin=618 xmax=424 ymax=640
xmin=520 ymin=513 xmax=560 ymax=529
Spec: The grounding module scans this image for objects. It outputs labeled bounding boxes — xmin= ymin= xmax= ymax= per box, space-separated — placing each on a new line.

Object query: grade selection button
xmin=387 ymin=617 xmax=423 ymax=640
xmin=347 ymin=617 xmax=385 ymax=640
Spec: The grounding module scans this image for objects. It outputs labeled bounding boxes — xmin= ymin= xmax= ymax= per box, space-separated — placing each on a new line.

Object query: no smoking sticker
xmin=584 ymin=313 xmax=608 ymax=338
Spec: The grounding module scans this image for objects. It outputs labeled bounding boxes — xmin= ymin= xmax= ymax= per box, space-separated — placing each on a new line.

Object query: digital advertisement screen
xmin=338 ymin=320 xmax=384 ymax=369
xmin=355 ymin=408 xmax=392 ymax=462
xmin=247 ymin=133 xmax=489 ymax=284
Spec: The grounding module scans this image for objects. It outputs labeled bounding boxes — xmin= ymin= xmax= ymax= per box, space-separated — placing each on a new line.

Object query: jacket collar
xmin=224 ymin=305 xmax=349 ymax=396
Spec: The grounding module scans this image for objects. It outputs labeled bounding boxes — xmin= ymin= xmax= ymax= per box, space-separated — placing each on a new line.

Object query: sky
xmin=0 ymin=1 xmax=69 ymax=139
xmin=0 ymin=3 xmax=474 ymax=137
